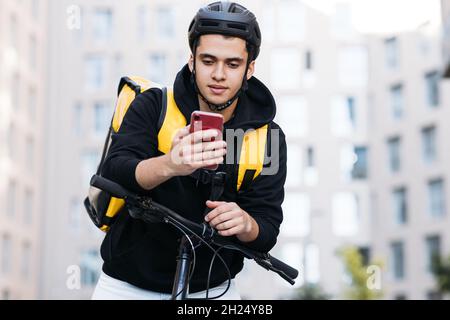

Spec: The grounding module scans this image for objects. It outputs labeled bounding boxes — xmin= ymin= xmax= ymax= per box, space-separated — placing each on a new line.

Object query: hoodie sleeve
xmin=100 ymin=89 xmax=163 ymax=195
xmin=236 ymin=123 xmax=287 ymax=253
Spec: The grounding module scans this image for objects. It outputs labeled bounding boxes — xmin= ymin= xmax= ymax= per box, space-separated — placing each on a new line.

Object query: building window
xmin=331 ymin=96 xmax=356 ymax=136
xmin=346 ymin=97 xmax=356 ymax=128
xmin=85 ymin=56 xmax=105 ymax=90
xmin=148 ymin=53 xmax=167 ymax=85
xmin=21 ymin=242 xmax=31 ymax=279
xmin=276 ymin=95 xmax=308 ymax=138
xmin=304 ymin=146 xmax=318 ymax=187
xmin=332 ymin=192 xmax=359 ymax=237
xmin=1 ymin=234 xmax=12 ymax=275
xmin=421 ymin=126 xmax=436 ymax=164
xmin=113 ymin=53 xmax=123 ymax=81
xmin=73 ymin=103 xmax=82 ymax=136
xmin=306 ymin=147 xmax=315 ymax=168
xmin=390 ymin=241 xmax=405 ymax=280
xmin=93 ymin=8 xmax=112 ymax=43
xmin=428 ymin=179 xmax=445 ymax=218
xmin=80 ymin=250 xmax=101 ymax=287
xmin=281 ymin=193 xmax=310 ymax=237
xmin=29 ymin=35 xmax=37 ymax=71
xmin=12 ymin=73 xmax=20 ymax=110
xmin=305 ymin=243 xmax=320 ymax=284
xmin=340 ymin=144 xmax=355 ymax=182
xmin=390 ymin=84 xmax=404 ymax=119
xmin=424 ymin=71 xmax=440 ymax=107
xmin=136 ymin=5 xmax=148 ymax=40
xmin=425 ymin=235 xmax=441 ymax=274
xmin=69 ymin=198 xmax=82 ymax=233
xmin=286 ymin=145 xmax=302 ymax=188
xmin=24 ymin=189 xmax=33 ymax=225
xmin=387 ymin=137 xmax=401 ymax=173
xmin=385 ymin=37 xmax=398 ymax=69
xmin=7 ymin=124 xmax=17 ymax=160
xmin=156 ymin=7 xmax=174 ymax=39
xmin=305 ymin=50 xmax=313 ymax=70
xmin=28 ymin=86 xmax=37 ymax=121
xmin=352 ymin=146 xmax=368 ymax=180
xmin=10 ymin=14 xmax=18 ymax=51
xmin=81 ymin=151 xmax=100 ymax=186
xmin=7 ymin=181 xmax=17 ymax=218
xmin=271 ymin=48 xmax=301 ymax=90
xmin=392 ymin=187 xmax=407 ymax=225
xmin=94 ymin=102 xmax=111 ymax=136
xmin=337 ymin=46 xmax=368 ymax=88
xmin=25 ymin=137 xmax=35 ymax=173
xmin=358 ymin=247 xmax=371 ymax=266
xmin=69 ymin=5 xmax=83 ymax=41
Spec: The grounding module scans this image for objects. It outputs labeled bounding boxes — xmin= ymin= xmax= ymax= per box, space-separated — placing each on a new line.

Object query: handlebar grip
xmin=90 ymin=175 xmax=130 ymax=199
xmin=268 ymin=254 xmax=299 ymax=280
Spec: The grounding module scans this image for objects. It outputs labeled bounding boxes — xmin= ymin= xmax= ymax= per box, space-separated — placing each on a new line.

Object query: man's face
xmin=189 ymin=34 xmax=255 ymax=106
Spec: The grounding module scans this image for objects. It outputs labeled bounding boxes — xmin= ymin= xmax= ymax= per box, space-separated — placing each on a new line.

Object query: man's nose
xmin=212 ymin=63 xmax=226 ymax=81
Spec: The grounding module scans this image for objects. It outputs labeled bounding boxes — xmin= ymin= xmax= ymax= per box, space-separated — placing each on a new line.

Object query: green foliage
xmin=293 ymin=283 xmax=330 ymax=300
xmin=431 ymin=254 xmax=450 ymax=294
xmin=338 ymin=246 xmax=382 ymax=300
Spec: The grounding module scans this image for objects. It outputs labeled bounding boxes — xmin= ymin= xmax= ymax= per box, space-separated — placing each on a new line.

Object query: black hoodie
xmin=100 ymin=65 xmax=287 ymax=294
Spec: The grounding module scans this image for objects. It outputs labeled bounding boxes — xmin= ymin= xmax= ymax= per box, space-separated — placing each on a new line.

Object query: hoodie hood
xmin=173 ymin=64 xmax=276 ymax=131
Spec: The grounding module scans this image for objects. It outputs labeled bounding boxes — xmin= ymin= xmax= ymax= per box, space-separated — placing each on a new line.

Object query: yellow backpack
xmin=84 ymin=76 xmax=268 ymax=232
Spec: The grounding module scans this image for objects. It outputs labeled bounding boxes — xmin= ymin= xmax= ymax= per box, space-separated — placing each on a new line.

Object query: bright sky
xmin=302 ymin=0 xmax=442 ymax=34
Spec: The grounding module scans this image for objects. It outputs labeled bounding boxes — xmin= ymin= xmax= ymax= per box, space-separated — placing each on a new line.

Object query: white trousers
xmin=92 ymin=271 xmax=241 ymax=300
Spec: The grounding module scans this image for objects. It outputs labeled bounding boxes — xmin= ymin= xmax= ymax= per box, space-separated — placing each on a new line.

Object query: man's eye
xmin=228 ymin=63 xmax=239 ymax=68
xmin=203 ymin=60 xmax=213 ymax=65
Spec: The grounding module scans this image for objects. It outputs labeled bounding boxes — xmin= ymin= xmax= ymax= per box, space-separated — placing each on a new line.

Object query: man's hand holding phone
xmin=166 ymin=111 xmax=226 ymax=177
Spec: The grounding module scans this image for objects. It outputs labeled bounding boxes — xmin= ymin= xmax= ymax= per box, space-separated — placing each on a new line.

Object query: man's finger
xmin=204 ymin=205 xmax=230 ymax=222
xmin=218 ymin=225 xmax=241 ymax=237
xmin=209 ymin=210 xmax=241 ymax=228
xmin=187 ymin=129 xmax=219 ymax=145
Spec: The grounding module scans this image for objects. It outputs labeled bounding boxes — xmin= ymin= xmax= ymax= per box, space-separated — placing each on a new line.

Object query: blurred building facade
xmin=0 ymin=0 xmax=48 ymax=299
xmin=42 ymin=0 xmax=374 ymax=300
xmin=235 ymin=1 xmax=372 ymax=299
xmin=368 ymin=22 xmax=450 ymax=299
xmin=42 ymin=0 xmax=206 ymax=299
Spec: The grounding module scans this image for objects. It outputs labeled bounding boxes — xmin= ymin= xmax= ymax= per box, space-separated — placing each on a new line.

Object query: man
xmin=92 ymin=1 xmax=287 ymax=300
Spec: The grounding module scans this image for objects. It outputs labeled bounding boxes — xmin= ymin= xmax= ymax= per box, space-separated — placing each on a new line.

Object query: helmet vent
xmin=229 ymin=4 xmax=244 ymax=13
xmin=200 ymin=20 xmax=220 ymax=27
xmin=210 ymin=3 xmax=221 ymax=11
xmin=227 ymin=23 xmax=247 ymax=31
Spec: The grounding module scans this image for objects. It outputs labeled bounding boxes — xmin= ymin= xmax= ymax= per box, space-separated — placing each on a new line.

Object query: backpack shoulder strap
xmin=237 ymin=124 xmax=269 ymax=192
xmin=157 ymin=88 xmax=187 ymax=154
xmin=112 ymin=76 xmax=161 ymax=133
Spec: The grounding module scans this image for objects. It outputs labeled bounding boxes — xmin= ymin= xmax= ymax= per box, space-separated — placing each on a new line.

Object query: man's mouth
xmin=208 ymin=85 xmax=227 ymax=95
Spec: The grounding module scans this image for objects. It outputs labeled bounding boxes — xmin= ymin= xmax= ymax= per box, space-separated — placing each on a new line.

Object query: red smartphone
xmin=189 ymin=111 xmax=224 ymax=170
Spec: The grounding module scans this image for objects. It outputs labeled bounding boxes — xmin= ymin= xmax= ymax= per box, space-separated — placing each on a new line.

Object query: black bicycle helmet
xmin=188 ymin=1 xmax=261 ymax=60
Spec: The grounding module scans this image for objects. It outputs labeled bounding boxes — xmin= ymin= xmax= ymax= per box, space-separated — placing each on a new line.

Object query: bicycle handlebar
xmin=90 ymin=175 xmax=298 ymax=285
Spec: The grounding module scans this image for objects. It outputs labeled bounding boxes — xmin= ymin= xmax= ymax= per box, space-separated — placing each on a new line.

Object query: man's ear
xmin=188 ymin=54 xmax=194 ymax=72
xmin=246 ymin=60 xmax=255 ymax=80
